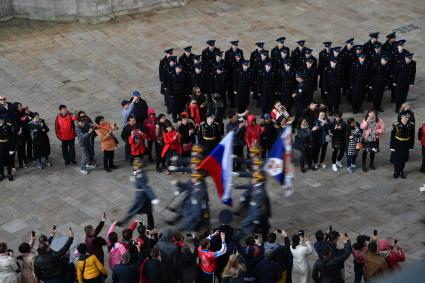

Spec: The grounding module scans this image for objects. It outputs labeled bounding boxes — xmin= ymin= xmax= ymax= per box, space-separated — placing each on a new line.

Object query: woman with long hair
xmin=360 ymin=110 xmax=385 ymax=171
xmin=222 ymin=254 xmax=246 ymax=283
xmin=290 ymin=234 xmax=313 ymax=283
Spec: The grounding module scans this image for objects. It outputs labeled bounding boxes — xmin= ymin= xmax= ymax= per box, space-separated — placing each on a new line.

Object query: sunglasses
xmin=0 ymin=98 xmax=6 ymax=101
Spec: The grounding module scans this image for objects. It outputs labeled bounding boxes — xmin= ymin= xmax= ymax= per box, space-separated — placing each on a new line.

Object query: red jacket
xmin=419 ymin=124 xmax=425 ymax=146
xmin=161 ymin=130 xmax=182 ymax=157
xmin=143 ymin=108 xmax=158 ymax=141
xmin=128 ymin=130 xmax=146 ymax=156
xmin=55 ymin=113 xmax=77 ymax=141
xmin=245 ymin=115 xmax=263 ymax=149
xmin=386 ymin=248 xmax=405 ymax=270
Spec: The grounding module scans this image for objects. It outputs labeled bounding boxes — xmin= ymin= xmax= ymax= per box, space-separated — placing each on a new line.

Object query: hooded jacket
xmin=245 ymin=115 xmax=263 ymax=149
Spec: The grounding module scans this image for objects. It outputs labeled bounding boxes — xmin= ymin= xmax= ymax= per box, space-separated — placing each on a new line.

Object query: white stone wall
xmin=1 ymin=0 xmax=185 ymax=22
xmin=0 ymin=0 xmax=13 ymax=21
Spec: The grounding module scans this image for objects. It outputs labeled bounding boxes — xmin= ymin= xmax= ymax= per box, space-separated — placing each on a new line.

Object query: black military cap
xmin=404 ymin=52 xmax=414 ymax=58
xmin=175 ymin=63 xmax=183 ymax=68
xmin=169 ymin=56 xmax=177 ymax=62
xmin=193 ymin=54 xmax=201 ymax=61
xmin=332 ymin=46 xmax=342 ymax=52
xmin=369 ymin=32 xmax=379 ymax=38
xmin=283 ymin=59 xmax=291 ymax=65
xmin=323 ymin=41 xmax=332 ymax=47
xmin=206 ymin=110 xmax=216 ymax=117
xmin=234 ymin=51 xmax=242 ymax=57
xmin=206 ymin=40 xmax=216 ymax=46
xmin=386 ymin=32 xmax=396 ymax=39
xmin=219 ymin=209 xmax=233 ymax=224
xmin=214 ymin=50 xmax=224 ymax=57
xmin=296 ymin=40 xmax=306 ymax=46
xmin=260 ymin=50 xmax=269 ymax=56
xmin=230 ymin=40 xmax=239 ymax=46
xmin=183 ymin=46 xmax=192 ymax=52
xmin=256 ymin=42 xmax=265 ymax=48
xmin=373 ymin=42 xmax=382 ymax=49
xmin=329 ymin=56 xmax=337 ymax=62
xmin=215 ymin=63 xmax=224 ymax=70
xmin=276 ymin=37 xmax=286 ymax=43
xmin=305 ymin=57 xmax=314 ymax=63
xmin=305 ymin=48 xmax=313 ymax=54
xmin=380 ymin=54 xmax=389 ymax=61
xmin=242 ymin=59 xmax=250 ymax=65
xmin=357 ymin=53 xmax=365 ymax=58
xmin=354 ymin=45 xmax=363 ymax=51
xmin=194 ymin=63 xmax=202 ymax=69
xmin=296 ymin=70 xmax=306 ymax=78
xmin=264 ymin=59 xmax=272 ymax=66
xmin=396 ymin=39 xmax=406 ymax=46
xmin=164 ymin=48 xmax=173 ymax=54
xmin=345 ymin=38 xmax=355 ymax=44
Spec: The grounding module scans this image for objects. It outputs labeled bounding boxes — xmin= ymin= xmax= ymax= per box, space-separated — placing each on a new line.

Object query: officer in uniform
xmin=318 ymin=42 xmax=333 ymax=99
xmin=350 ymin=53 xmax=369 ymax=114
xmin=369 ymin=42 xmax=383 ymax=65
xmin=370 ymin=54 xmax=390 ymax=112
xmin=390 ymin=111 xmax=415 ymax=179
xmin=202 ymin=40 xmax=220 ymax=95
xmin=164 ymin=56 xmax=177 ymax=113
xmin=390 ymin=40 xmax=409 ymax=103
xmin=271 ymin=37 xmax=290 ymax=67
xmin=0 ymin=115 xmax=14 ymax=181
xmin=303 ymin=56 xmax=318 ymax=104
xmin=225 ymin=40 xmax=244 ymax=107
xmin=363 ymin=32 xmax=380 ymax=57
xmin=277 ymin=59 xmax=296 ymax=111
xmin=250 ymin=42 xmax=265 ymax=104
xmin=293 ymin=71 xmax=309 ymax=126
xmin=167 ymin=63 xmax=186 ymax=122
xmin=159 ymin=48 xmax=173 ymax=97
xmin=393 ymin=52 xmax=416 ymax=112
xmin=198 ymin=111 xmax=221 ymax=155
xmin=340 ymin=38 xmax=355 ymax=97
xmin=118 ymin=159 xmax=159 ymax=229
xmin=291 ymin=40 xmax=306 ymax=70
xmin=179 ymin=46 xmax=195 ymax=99
xmin=322 ymin=56 xmax=341 ymax=115
xmin=210 ymin=62 xmax=227 ymax=109
xmin=257 ymin=59 xmax=276 ymax=115
xmin=190 ymin=63 xmax=207 ymax=95
xmin=234 ymin=60 xmax=254 ymax=113
xmin=382 ymin=32 xmax=397 ymax=93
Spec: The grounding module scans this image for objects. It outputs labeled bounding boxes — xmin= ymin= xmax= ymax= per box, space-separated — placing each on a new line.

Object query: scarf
xmin=190 ymin=103 xmax=201 ymax=125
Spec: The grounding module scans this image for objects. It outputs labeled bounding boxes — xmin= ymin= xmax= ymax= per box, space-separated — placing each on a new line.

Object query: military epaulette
xmin=392 ymin=121 xmax=399 ymax=126
xmin=408 ymin=121 xmax=414 ymax=125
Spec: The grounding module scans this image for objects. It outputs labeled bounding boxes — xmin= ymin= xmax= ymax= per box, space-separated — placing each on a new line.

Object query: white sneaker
xmin=80 ymin=169 xmax=89 ymax=175
xmin=336 ymin=161 xmax=343 ymax=168
xmin=332 ymin=164 xmax=338 ymax=172
xmin=420 ymin=185 xmax=425 ymax=192
xmin=86 ymin=164 xmax=96 ymax=169
xmin=351 ymin=164 xmax=357 ymax=168
xmin=314 ymin=164 xmax=319 ymax=169
xmin=321 ymin=163 xmax=327 ymax=168
xmin=347 ymin=167 xmax=353 ymax=173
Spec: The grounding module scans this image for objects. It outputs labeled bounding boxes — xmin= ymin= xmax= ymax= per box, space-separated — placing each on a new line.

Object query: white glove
xmin=174 ymin=190 xmax=179 ymax=196
xmin=170 ymin=156 xmax=179 ymax=162
xmin=151 ymin=199 xmax=159 ymax=205
xmin=390 ymin=149 xmax=395 ymax=152
xmin=281 ymin=230 xmax=288 ymax=238
xmin=240 ymin=196 xmax=245 ymax=202
xmin=170 ymin=180 xmax=178 ymax=186
xmin=9 ymin=151 xmax=14 ymax=155
xmin=232 ymin=172 xmax=240 ymax=177
xmin=168 ymin=165 xmax=178 ymax=171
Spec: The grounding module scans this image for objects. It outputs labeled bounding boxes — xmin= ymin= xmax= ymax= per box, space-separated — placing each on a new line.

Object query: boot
xmin=370 ymin=160 xmax=376 ymax=170
xmin=362 ymin=161 xmax=367 ymax=172
xmin=400 ymin=171 xmax=406 ymax=179
xmin=393 ymin=171 xmax=399 ymax=179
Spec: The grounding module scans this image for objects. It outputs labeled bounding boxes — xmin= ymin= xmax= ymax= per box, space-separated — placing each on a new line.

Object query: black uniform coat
xmin=322 ymin=65 xmax=341 ymax=106
xmin=233 ymin=68 xmax=253 ymax=112
xmin=318 ymin=48 xmax=332 ymax=89
xmin=271 ymin=45 xmax=290 ymax=66
xmin=159 ymin=56 xmax=169 ymax=95
xmin=340 ymin=46 xmax=356 ymax=89
xmin=291 ymin=46 xmax=306 ymax=69
xmin=350 ymin=61 xmax=370 ymax=106
xmin=257 ymin=68 xmax=276 ymax=114
xmin=371 ymin=62 xmax=390 ymax=104
xmin=198 ymin=121 xmax=221 ymax=154
xmin=277 ymin=68 xmax=296 ymax=109
xmin=390 ymin=121 xmax=415 ymax=163
xmin=394 ymin=60 xmax=416 ymax=103
xmin=167 ymin=70 xmax=186 ymax=114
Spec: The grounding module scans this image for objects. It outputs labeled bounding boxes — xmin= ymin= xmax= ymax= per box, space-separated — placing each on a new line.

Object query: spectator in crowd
xmin=130 ymin=91 xmax=149 ymax=126
xmin=245 ymin=114 xmax=263 ymax=153
xmin=55 ymin=105 xmax=77 ymax=165
xmin=377 ymin=239 xmax=405 ymax=270
xmin=29 ymin=113 xmax=51 ymax=169
xmin=121 ymin=98 xmax=134 ymax=127
xmin=33 ymin=228 xmax=74 ymax=282
xmin=76 ymin=243 xmax=107 ymax=283
xmin=0 ymin=114 xmax=15 ymax=181
xmin=221 ymin=254 xmax=246 ymax=283
xmin=270 ymin=100 xmax=290 ymax=122
xmin=155 ymin=114 xmax=169 ymax=172
xmin=295 ymin=118 xmax=315 ymax=172
xmin=0 ymin=242 xmax=19 ymax=283
xmin=121 ymin=115 xmax=138 ymax=163
xmin=351 ymin=235 xmax=369 ymax=283
xmin=290 ymin=233 xmax=313 ymax=283
xmin=128 ymin=127 xmax=147 ymax=162
xmin=177 ymin=112 xmax=196 ymax=158
xmin=260 ymin=113 xmax=278 ymax=158
xmin=161 ymin=121 xmax=182 ymax=175
xmin=360 ymin=110 xmax=385 ymax=171
xmin=94 ymin=116 xmax=119 ymax=172
xmin=84 ymin=214 xmax=106 ymax=265
xmin=76 ymin=118 xmax=95 ymax=174
xmin=143 ymin=108 xmax=159 ymax=162
xmin=106 ymin=222 xmax=127 ymax=271
xmin=198 ymin=231 xmax=227 ymax=283
xmin=255 ymin=248 xmax=282 ymax=283
xmin=313 ymin=230 xmax=328 ymax=259
xmin=345 ymin=117 xmax=362 ymax=173
xmin=143 ymin=246 xmax=165 ymax=283
xmin=112 ymin=250 xmax=143 ymax=283
xmin=312 ymin=110 xmax=330 ymax=169
xmin=14 ymin=102 xmax=33 ymax=166
xmin=17 ymin=233 xmax=40 ymax=283
xmin=419 ymin=120 xmax=425 ymax=174
xmin=330 ymin=111 xmax=346 ymax=172
xmin=363 ymin=241 xmax=388 ymax=281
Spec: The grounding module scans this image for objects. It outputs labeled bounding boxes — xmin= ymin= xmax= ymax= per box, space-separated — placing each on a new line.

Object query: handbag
xmin=293 ymin=134 xmax=303 ymax=151
xmin=182 ymin=142 xmax=193 ymax=152
xmin=111 ymin=133 xmax=119 ymax=145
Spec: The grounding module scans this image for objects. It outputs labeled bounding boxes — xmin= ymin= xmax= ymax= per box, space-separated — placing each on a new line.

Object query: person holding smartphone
xmin=0 ymin=242 xmax=20 ymax=283
xmin=290 ymin=232 xmax=313 ymax=283
xmin=94 ymin=116 xmax=119 ymax=172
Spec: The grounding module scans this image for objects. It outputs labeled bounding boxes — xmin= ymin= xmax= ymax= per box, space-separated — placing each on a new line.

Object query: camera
xmin=298 ymin=229 xmax=305 ymax=238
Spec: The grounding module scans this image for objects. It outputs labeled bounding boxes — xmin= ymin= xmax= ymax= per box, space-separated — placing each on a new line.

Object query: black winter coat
xmin=255 ymin=257 xmax=282 ymax=283
xmin=323 ymin=65 xmax=341 ymax=106
xmin=330 ymin=120 xmax=346 ymax=149
xmin=312 ymin=241 xmax=351 ymax=283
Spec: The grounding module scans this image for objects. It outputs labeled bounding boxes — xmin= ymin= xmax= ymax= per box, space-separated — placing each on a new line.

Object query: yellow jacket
xmin=76 ymin=255 xmax=107 ymax=283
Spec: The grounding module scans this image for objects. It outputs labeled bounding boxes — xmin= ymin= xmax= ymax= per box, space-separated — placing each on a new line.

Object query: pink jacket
xmin=106 ymin=222 xmax=127 ymax=270
xmin=352 ymin=245 xmax=367 ymax=264
xmin=360 ymin=118 xmax=385 ymax=140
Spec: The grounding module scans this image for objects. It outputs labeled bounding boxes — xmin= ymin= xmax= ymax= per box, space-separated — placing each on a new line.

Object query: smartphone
xmin=103 ymin=212 xmax=106 ymax=219
xmin=394 ymin=239 xmax=398 ymax=245
xmin=186 ymin=233 xmax=195 ymax=238
xmin=298 ymin=229 xmax=305 ymax=238
xmin=69 ymin=227 xmax=72 ymax=232
xmin=253 ymin=234 xmax=259 ymax=240
xmin=276 ymin=229 xmax=282 ymax=234
xmin=344 ymin=233 xmax=348 ymax=237
xmin=52 ymin=225 xmax=56 ymax=230
xmin=373 ymin=229 xmax=378 ymax=236
xmin=31 ymin=230 xmax=35 ymax=237
xmin=329 ymin=225 xmax=333 ymax=232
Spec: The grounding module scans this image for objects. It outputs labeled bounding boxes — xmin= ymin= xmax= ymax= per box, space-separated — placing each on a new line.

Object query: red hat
xmin=148 ymin=108 xmax=156 ymax=115
xmin=180 ymin=112 xmax=189 ymax=118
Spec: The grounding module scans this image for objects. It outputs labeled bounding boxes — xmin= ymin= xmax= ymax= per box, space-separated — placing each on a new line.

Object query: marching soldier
xmin=276 ymin=59 xmax=296 ymax=111
xmin=0 ymin=115 xmax=14 ymax=181
xmin=234 ymin=60 xmax=254 ymax=113
xmin=393 ymin=52 xmax=416 ymax=112
xmin=390 ymin=111 xmax=415 ymax=179
xmin=341 ymin=38 xmax=355 ymax=97
xmin=257 ymin=59 xmax=276 ymax=115
xmin=271 ymin=37 xmax=290 ymax=67
xmin=250 ymin=42 xmax=265 ymax=106
xmin=363 ymin=32 xmax=380 ymax=57
xmin=350 ymin=53 xmax=369 ymax=114
xmin=322 ymin=57 xmax=341 ymax=115
xmin=291 ymin=40 xmax=306 ymax=70
xmin=318 ymin=42 xmax=333 ymax=99
xmin=370 ymin=54 xmax=390 ymax=112
xmin=198 ymin=111 xmax=221 ymax=155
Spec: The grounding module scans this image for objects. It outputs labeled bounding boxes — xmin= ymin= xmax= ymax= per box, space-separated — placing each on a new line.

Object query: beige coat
xmin=19 ymin=253 xmax=40 ymax=283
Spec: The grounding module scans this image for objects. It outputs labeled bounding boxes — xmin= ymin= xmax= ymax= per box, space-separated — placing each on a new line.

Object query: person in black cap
xmin=393 ymin=52 xmax=416 ymax=112
xmin=370 ymin=55 xmax=390 ymax=112
xmin=350 ymin=53 xmax=369 ymax=114
xmin=275 ymin=48 xmax=290 ymax=71
xmin=159 ymin=48 xmax=173 ymax=97
xmin=291 ymin=40 xmax=306 ymax=70
xmin=234 ymin=60 xmax=254 ymax=113
xmin=293 ymin=71 xmax=309 ymax=126
xmin=303 ymin=57 xmax=318 ymax=104
xmin=369 ymin=42 xmax=382 ymax=65
xmin=363 ymin=32 xmax=380 ymax=57
xmin=167 ymin=63 xmax=185 ymax=122
xmin=389 ymin=40 xmax=409 ymax=103
xmin=164 ymin=56 xmax=177 ymax=113
xmin=322 ymin=57 xmax=341 ymax=115
xmin=390 ymin=111 xmax=415 ymax=179
xmin=0 ymin=114 xmax=15 ymax=181
xmin=250 ymin=42 xmax=265 ymax=105
xmin=225 ymin=41 xmax=244 ymax=107
xmin=382 ymin=32 xmax=397 ymax=55
xmin=257 ymin=59 xmax=276 ymax=115
xmin=190 ymin=63 xmax=207 ymax=96
xmin=271 ymin=37 xmax=290 ymax=67
xmin=276 ymin=59 xmax=296 ymax=111
xmin=202 ymin=40 xmax=220 ymax=95
xmin=318 ymin=42 xmax=333 ymax=99
xmin=198 ymin=111 xmax=221 ymax=155
xmin=179 ymin=46 xmax=195 ymax=73
xmin=340 ymin=38 xmax=356 ymax=97
xmin=209 ymin=63 xmax=227 ymax=109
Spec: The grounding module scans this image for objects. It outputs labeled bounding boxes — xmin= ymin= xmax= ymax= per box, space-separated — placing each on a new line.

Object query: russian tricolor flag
xmin=198 ymin=132 xmax=234 ymax=206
